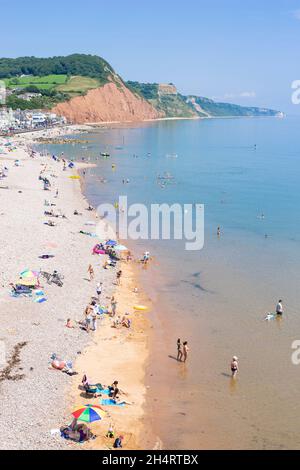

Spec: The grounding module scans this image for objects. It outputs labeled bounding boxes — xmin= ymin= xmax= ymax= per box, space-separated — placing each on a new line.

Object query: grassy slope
xmin=3 ymin=75 xmax=105 ymax=109
xmin=0 ymin=55 xmax=280 ymax=117
xmin=56 ymin=76 xmax=100 ymax=93
xmin=4 ymin=74 xmax=68 ymax=90
xmin=127 ymin=82 xmax=280 ymax=118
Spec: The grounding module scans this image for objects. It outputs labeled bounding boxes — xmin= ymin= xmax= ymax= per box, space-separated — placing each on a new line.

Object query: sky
xmin=1 ymin=0 xmax=300 ymax=114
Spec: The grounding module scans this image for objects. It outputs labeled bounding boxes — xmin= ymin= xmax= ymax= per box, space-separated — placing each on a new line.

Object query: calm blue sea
xmin=43 ymin=116 xmax=300 ymax=449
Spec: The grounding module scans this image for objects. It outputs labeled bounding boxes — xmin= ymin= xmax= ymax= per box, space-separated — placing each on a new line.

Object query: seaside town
xmin=0 ymin=106 xmax=67 ymax=133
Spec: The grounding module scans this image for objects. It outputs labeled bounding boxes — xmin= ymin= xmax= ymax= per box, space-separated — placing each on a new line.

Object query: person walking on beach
xmin=276 ymin=299 xmax=283 ymax=315
xmin=111 ymin=296 xmax=117 ymax=317
xmin=231 ymin=356 xmax=239 ymax=378
xmin=88 ymin=264 xmax=94 ymax=281
xmin=183 ymin=341 xmax=189 ymax=363
xmin=177 ymin=338 xmax=183 ymax=362
xmin=96 ymin=282 xmax=102 ymax=300
xmin=143 ymin=251 xmax=150 ymax=265
xmin=116 ymin=270 xmax=122 ymax=285
xmin=85 ymin=306 xmax=93 ymax=333
xmin=91 ymin=310 xmax=97 ymax=331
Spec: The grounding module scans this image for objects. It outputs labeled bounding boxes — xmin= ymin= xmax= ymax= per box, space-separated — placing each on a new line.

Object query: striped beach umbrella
xmin=72 ymin=404 xmax=106 ymax=423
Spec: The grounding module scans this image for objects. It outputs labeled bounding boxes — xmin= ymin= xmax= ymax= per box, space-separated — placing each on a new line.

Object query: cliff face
xmin=52 ymin=81 xmax=163 ymax=123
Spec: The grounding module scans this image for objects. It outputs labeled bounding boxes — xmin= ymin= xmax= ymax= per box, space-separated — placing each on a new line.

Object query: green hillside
xmin=0 ymin=54 xmax=114 ymax=82
xmin=127 ymin=81 xmax=197 ymax=118
xmin=4 ymin=74 xmax=68 ymax=90
xmin=186 ymin=96 xmax=280 ymax=117
xmin=0 ymin=54 xmax=281 ymax=118
xmin=127 ymin=81 xmax=281 ymax=118
xmin=0 ymin=54 xmax=117 ymax=110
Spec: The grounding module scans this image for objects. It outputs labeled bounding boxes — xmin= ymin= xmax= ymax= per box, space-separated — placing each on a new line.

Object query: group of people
xmin=176 ymin=339 xmax=189 ymax=363
xmin=82 ymin=300 xmax=101 ymax=332
xmin=229 ymin=300 xmax=284 ymax=379
xmin=113 ymin=315 xmax=131 ymax=329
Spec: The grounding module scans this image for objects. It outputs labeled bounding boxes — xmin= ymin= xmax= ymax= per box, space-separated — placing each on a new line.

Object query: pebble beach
xmin=0 ymin=127 xmax=151 ymax=450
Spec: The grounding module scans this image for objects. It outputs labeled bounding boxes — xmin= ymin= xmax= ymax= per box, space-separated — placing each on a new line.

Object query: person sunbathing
xmin=82 ymin=374 xmax=90 ymax=388
xmin=10 ymin=283 xmax=32 ymax=295
xmin=113 ymin=316 xmax=122 ymax=328
xmin=46 ymin=220 xmax=56 ymax=227
xmin=66 ymin=318 xmax=75 ymax=328
xmin=108 ymin=381 xmax=119 ymax=397
xmin=81 ymin=374 xmax=104 ymax=397
xmin=44 ymin=209 xmax=54 ymax=216
xmin=110 ymin=387 xmax=120 ymax=399
xmin=121 ymin=316 xmax=131 ymax=328
xmin=113 ymin=396 xmax=133 ymax=405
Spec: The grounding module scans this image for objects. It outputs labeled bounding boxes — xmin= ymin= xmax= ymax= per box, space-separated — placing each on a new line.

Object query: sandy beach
xmin=0 ymin=127 xmax=152 ymax=450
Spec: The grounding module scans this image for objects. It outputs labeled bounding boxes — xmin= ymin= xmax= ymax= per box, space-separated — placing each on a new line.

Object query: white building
xmin=0 ymin=107 xmax=16 ymax=129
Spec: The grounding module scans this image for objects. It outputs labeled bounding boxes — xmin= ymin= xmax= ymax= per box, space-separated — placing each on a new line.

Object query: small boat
xmin=166 ymin=153 xmax=178 ymax=159
xmin=157 ymin=172 xmax=174 ymax=181
xmin=101 ymin=152 xmax=110 ymax=157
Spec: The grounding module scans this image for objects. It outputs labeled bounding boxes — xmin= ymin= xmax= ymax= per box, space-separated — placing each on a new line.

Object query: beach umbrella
xmin=105 ymin=239 xmax=117 ymax=246
xmin=20 ymin=269 xmax=39 ymax=279
xmin=114 ymin=244 xmax=128 ymax=251
xmin=72 ymin=404 xmax=106 ymax=423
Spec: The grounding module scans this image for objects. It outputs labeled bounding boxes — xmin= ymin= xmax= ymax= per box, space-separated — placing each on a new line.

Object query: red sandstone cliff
xmin=52 ymin=81 xmax=163 ymax=124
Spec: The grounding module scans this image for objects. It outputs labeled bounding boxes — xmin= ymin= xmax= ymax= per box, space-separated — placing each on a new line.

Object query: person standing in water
xmin=177 ymin=339 xmax=183 ymax=362
xmin=217 ymin=226 xmax=221 ymax=238
xmin=231 ymin=356 xmax=239 ymax=378
xmin=183 ymin=341 xmax=189 ymax=363
xmin=276 ymin=299 xmax=283 ymax=315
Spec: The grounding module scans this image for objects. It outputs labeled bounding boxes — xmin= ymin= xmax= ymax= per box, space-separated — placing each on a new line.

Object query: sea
xmin=41 ymin=116 xmax=300 ymax=449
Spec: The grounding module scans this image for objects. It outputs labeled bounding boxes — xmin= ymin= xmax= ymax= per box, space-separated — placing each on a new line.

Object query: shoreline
xmin=0 ymin=112 xmax=284 ymax=138
xmin=0 ymin=126 xmax=154 ymax=449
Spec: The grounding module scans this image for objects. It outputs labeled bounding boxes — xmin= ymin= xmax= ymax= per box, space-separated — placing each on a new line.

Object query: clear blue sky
xmin=1 ymin=0 xmax=300 ymax=113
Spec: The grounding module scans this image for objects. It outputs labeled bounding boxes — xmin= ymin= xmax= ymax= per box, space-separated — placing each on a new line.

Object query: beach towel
xmin=79 ymin=230 xmax=97 ymax=237
xmin=100 ymin=399 xmax=125 ymax=407
xmin=10 ymin=292 xmax=32 ymax=298
xmin=34 ymin=297 xmax=47 ymax=303
xmin=35 ymin=290 xmax=45 ymax=296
